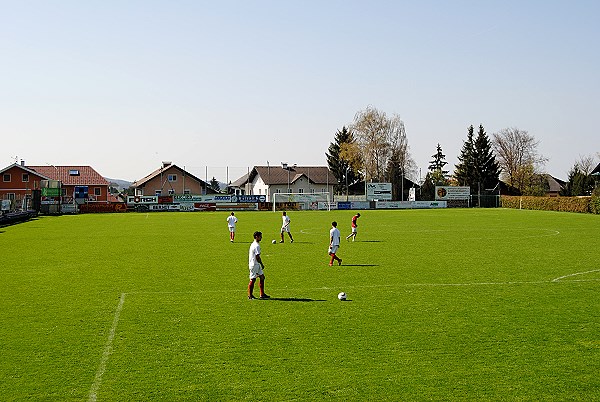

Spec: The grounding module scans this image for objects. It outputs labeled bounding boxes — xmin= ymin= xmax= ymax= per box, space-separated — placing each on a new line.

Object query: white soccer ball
xmin=272 ymin=240 xmax=276 ymax=244
xmin=337 ymin=292 xmax=347 ymax=301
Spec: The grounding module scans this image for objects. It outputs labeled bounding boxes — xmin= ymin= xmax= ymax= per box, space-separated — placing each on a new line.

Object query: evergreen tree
xmin=419 ymin=171 xmax=436 ymax=200
xmin=326 ymin=127 xmax=360 ymax=194
xmin=454 ymin=125 xmax=500 ymax=193
xmin=209 ymin=177 xmax=220 ymax=192
xmin=473 ymin=125 xmax=501 ymax=191
xmin=454 ymin=125 xmax=475 ymax=187
xmin=428 ymin=143 xmax=449 ymax=185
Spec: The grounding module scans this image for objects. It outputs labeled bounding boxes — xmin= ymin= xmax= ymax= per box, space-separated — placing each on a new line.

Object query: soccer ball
xmin=272 ymin=240 xmax=276 ymax=244
xmin=337 ymin=292 xmax=347 ymax=301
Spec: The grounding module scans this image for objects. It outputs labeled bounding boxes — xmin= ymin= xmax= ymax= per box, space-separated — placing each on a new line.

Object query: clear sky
xmin=2 ymin=1 xmax=599 ymax=182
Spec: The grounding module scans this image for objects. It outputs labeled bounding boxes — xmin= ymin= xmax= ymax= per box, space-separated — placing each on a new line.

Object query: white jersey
xmin=249 ymin=240 xmax=261 ymax=267
xmin=330 ymin=227 xmax=341 ymax=246
xmin=227 ymin=215 xmax=237 ymax=228
xmin=282 ymin=215 xmax=290 ymax=228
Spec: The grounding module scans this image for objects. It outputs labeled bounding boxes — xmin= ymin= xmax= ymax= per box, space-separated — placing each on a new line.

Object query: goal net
xmin=271 ymin=192 xmax=332 ymax=211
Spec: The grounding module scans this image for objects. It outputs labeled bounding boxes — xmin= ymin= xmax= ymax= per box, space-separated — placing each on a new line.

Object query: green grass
xmin=1 ymin=209 xmax=599 ymax=401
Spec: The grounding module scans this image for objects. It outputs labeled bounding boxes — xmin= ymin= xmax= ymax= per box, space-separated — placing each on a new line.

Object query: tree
xmin=326 ymin=127 xmax=361 ymax=194
xmin=492 ymin=127 xmax=547 ymax=194
xmin=562 ymin=165 xmax=596 ymax=196
xmin=209 ymin=177 xmax=220 ymax=192
xmin=454 ymin=125 xmax=476 ymax=187
xmin=351 ymin=106 xmax=416 ymax=183
xmin=428 ymin=143 xmax=449 ymax=186
xmin=473 ymin=125 xmax=500 ymax=192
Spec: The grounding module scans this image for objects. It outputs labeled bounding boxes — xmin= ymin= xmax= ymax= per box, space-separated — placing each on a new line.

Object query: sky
xmin=2 ymin=1 xmax=599 ymax=182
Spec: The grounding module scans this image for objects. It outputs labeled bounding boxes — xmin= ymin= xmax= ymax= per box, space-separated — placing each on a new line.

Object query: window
xmin=168 ymin=174 xmax=177 ymax=182
xmin=155 ymin=190 xmax=162 ymax=196
xmin=168 ymin=189 xmax=175 ymax=195
xmin=184 ymin=189 xmax=190 ymax=195
xmin=258 ymin=189 xmax=262 ymax=195
xmin=94 ymin=187 xmax=101 ymax=196
xmin=3 ymin=174 xmax=10 ymax=182
xmin=287 ymin=188 xmax=292 ymax=193
xmin=298 ymin=188 xmax=304 ymax=194
xmin=69 ymin=170 xmax=80 ymax=176
xmin=22 ymin=173 xmax=29 ymax=182
xmin=310 ymin=188 xmax=315 ymax=194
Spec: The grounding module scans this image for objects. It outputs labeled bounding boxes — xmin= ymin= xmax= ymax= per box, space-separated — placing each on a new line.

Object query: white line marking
xmin=552 ymin=269 xmax=600 ymax=282
xmin=88 ymin=292 xmax=126 ymax=402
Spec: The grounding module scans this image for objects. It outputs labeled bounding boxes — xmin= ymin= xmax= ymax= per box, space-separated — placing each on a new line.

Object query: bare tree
xmin=351 ymin=106 xmax=415 ymax=182
xmin=492 ymin=127 xmax=547 ymax=193
xmin=575 ymin=154 xmax=598 ymax=175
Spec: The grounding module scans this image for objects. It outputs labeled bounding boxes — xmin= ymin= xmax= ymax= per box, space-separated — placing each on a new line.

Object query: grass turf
xmin=0 ymin=208 xmax=599 ymax=400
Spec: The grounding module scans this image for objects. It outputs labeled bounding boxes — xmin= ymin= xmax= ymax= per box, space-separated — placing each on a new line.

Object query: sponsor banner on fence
xmin=318 ymin=202 xmax=337 ymax=210
xmin=376 ymin=201 xmax=448 ymax=209
xmin=158 ymin=196 xmax=173 ymax=204
xmin=351 ymin=201 xmax=371 ymax=209
xmin=232 ymin=195 xmax=267 ymax=203
xmin=80 ymin=203 xmax=128 ymax=213
xmin=435 ymin=186 xmax=470 ymax=200
xmin=367 ymin=183 xmax=392 ymax=201
xmin=149 ymin=204 xmax=181 ymax=211
xmin=216 ymin=203 xmax=258 ymax=211
xmin=337 ymin=201 xmax=352 ymax=210
xmin=127 ymin=195 xmax=159 ymax=205
xmin=173 ymin=194 xmax=233 ymax=203
xmin=193 ymin=203 xmax=216 ymax=211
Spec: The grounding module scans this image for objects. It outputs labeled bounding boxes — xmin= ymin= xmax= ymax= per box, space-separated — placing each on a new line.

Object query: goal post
xmin=271 ymin=192 xmax=331 ymax=211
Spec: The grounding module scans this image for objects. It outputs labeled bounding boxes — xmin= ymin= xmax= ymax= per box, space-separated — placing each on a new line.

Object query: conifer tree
xmin=326 ymin=127 xmax=361 ymax=194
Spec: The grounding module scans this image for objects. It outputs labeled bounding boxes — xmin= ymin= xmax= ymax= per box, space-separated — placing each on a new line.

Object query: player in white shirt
xmin=279 ymin=211 xmax=294 ymax=243
xmin=328 ymin=221 xmax=342 ymax=266
xmin=248 ymin=231 xmax=270 ymax=300
xmin=226 ymin=212 xmax=238 ymax=242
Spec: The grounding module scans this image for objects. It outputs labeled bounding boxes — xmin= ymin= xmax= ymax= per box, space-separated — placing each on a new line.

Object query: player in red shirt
xmin=346 ymin=213 xmax=360 ymax=241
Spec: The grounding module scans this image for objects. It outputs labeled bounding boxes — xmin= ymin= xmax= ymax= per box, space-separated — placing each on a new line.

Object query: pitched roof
xmin=545 ymin=174 xmax=566 ymax=193
xmin=592 ymin=162 xmax=600 ymax=175
xmin=236 ymin=166 xmax=335 ymax=186
xmin=132 ymin=164 xmax=207 ymax=187
xmin=0 ymin=163 xmax=52 ymax=179
xmin=28 ymin=165 xmax=109 ymax=186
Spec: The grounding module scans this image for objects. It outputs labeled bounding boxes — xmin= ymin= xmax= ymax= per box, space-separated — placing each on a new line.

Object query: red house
xmin=0 ymin=162 xmax=49 ymax=210
xmin=27 ymin=165 xmax=110 ymax=203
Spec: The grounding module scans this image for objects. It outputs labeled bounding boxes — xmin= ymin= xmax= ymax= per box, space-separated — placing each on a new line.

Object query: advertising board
xmin=435 ymin=186 xmax=470 ymax=200
xmin=367 ymin=183 xmax=392 ymax=201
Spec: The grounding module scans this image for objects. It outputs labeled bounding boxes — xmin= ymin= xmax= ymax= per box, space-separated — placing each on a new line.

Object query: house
xmin=230 ymin=165 xmax=336 ymax=202
xmin=0 ymin=162 xmax=50 ymax=210
xmin=544 ymin=174 xmax=566 ymax=197
xmin=27 ymin=165 xmax=111 ymax=203
xmin=132 ymin=162 xmax=215 ymax=196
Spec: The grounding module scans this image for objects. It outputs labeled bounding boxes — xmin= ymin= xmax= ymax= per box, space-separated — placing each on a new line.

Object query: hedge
xmin=501 ymin=195 xmax=600 ymax=214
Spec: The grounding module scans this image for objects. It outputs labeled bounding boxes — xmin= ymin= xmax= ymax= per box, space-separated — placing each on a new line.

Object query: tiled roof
xmin=132 ymin=164 xmax=207 ymax=187
xmin=0 ymin=163 xmax=51 ymax=179
xmin=238 ymin=166 xmax=335 ymax=186
xmin=28 ymin=166 xmax=109 ymax=186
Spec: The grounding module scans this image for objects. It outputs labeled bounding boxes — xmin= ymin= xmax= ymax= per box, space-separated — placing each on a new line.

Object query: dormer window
xmin=69 ymin=169 xmax=80 ymax=176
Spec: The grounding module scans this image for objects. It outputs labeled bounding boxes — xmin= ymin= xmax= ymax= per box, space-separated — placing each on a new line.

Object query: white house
xmin=230 ymin=165 xmax=336 ymax=201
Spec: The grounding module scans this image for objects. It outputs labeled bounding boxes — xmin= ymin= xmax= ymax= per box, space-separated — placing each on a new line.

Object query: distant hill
xmin=106 ymin=178 xmax=132 ymax=191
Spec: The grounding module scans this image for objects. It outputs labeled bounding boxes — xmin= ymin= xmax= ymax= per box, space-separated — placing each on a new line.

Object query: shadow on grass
xmin=264 ymin=297 xmax=327 ymax=302
xmin=357 ymin=240 xmax=381 ymax=243
xmin=340 ymin=264 xmax=378 ymax=267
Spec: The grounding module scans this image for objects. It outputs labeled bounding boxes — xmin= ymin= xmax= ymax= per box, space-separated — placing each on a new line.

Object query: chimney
xmin=21 ymin=160 xmax=25 ymax=166
xmin=162 ymin=161 xmax=172 ymax=168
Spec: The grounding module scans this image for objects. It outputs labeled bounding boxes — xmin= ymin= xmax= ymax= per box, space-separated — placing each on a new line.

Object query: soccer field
xmin=1 ymin=209 xmax=599 ymax=401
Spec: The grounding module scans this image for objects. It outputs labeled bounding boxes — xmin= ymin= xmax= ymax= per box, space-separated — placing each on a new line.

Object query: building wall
xmin=249 ymin=176 xmax=334 ymax=201
xmin=61 ymin=184 xmax=109 ymax=202
xmin=0 ymin=166 xmax=43 ymax=208
xmin=136 ymin=168 xmax=206 ymax=196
